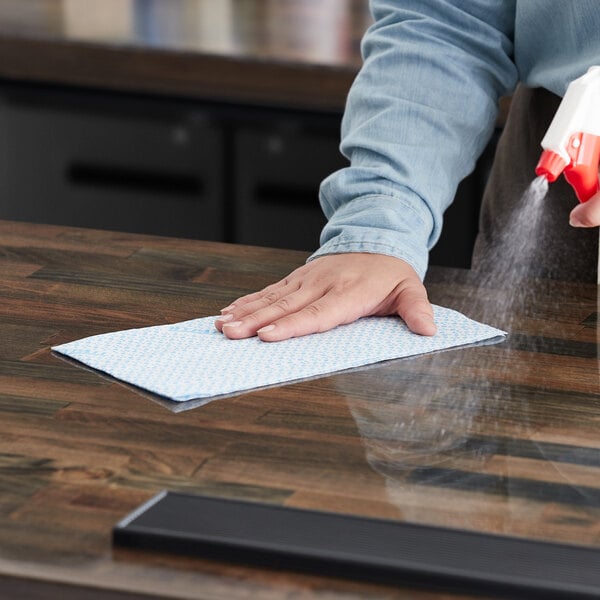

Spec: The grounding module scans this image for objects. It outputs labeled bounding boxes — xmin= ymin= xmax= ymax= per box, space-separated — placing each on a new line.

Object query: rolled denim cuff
xmin=307 ymin=193 xmax=432 ymax=280
xmin=308 ymin=237 xmax=427 ymax=281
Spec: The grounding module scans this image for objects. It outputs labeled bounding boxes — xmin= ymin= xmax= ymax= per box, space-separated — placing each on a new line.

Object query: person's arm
xmin=217 ymin=0 xmax=518 ymax=341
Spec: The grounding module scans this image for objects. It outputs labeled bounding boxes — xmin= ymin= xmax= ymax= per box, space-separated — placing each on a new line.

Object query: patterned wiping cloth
xmin=52 ymin=307 xmax=505 ymax=402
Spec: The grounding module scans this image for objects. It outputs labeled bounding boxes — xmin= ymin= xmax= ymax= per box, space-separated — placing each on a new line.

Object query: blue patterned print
xmin=52 ymin=307 xmax=505 ymax=402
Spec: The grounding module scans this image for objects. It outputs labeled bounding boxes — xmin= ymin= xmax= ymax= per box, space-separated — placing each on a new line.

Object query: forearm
xmin=313 ymin=0 xmax=518 ymax=278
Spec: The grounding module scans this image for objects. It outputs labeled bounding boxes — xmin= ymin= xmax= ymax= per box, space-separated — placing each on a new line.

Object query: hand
xmin=214 ymin=253 xmax=437 ymax=342
xmin=570 ymin=188 xmax=600 ymax=227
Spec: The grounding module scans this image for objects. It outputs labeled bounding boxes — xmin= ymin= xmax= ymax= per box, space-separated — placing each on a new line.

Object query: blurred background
xmin=0 ymin=0 xmax=500 ymax=266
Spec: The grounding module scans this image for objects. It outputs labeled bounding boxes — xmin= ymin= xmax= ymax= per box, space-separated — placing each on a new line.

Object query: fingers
xmin=214 ymin=278 xmax=300 ymax=334
xmin=214 ymin=253 xmax=438 ymax=342
xmin=570 ymin=190 xmax=600 ymax=227
xmin=215 ymin=256 xmax=367 ymax=341
xmin=255 ymin=291 xmax=363 ymax=342
xmin=215 ymin=285 xmax=321 ymax=339
xmin=218 ymin=278 xmax=292 ymax=316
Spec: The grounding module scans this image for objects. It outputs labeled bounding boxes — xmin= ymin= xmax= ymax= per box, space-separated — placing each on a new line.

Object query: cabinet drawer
xmin=0 ymin=91 xmax=224 ymax=240
xmin=234 ymin=123 xmax=348 ymax=251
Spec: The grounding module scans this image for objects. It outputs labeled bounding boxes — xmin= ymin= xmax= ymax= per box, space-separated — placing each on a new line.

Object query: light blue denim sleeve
xmin=309 ymin=0 xmax=519 ymax=279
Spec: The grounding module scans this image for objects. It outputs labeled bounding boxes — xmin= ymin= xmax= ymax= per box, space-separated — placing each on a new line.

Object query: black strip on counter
xmin=114 ymin=491 xmax=600 ymax=599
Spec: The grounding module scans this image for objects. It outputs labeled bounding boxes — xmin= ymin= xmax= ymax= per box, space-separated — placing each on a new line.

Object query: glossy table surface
xmin=0 ymin=0 xmax=372 ymax=111
xmin=0 ymin=219 xmax=598 ymax=599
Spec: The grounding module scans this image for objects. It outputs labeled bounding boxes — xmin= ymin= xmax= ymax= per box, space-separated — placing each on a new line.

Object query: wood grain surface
xmin=0 ymin=219 xmax=598 ymax=599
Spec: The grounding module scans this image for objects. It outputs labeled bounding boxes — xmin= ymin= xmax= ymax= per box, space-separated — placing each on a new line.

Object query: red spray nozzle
xmin=535 ymin=133 xmax=600 ymax=202
xmin=535 ymin=150 xmax=567 ymax=183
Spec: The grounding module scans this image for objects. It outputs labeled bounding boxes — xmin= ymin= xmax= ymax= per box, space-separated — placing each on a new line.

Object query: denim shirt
xmin=309 ymin=0 xmax=600 ymax=279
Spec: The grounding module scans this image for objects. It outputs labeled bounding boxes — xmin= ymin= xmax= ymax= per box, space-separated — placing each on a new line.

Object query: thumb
xmin=393 ymin=280 xmax=437 ymax=336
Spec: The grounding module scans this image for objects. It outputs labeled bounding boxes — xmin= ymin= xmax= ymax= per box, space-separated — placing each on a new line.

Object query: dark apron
xmin=472 ymin=85 xmax=598 ymax=283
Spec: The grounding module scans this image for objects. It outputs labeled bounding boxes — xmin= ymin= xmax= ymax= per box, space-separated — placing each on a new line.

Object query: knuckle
xmin=262 ymin=291 xmax=280 ymax=305
xmin=242 ymin=312 xmax=261 ymax=327
xmin=273 ymin=297 xmax=292 ymax=315
xmin=303 ymin=303 xmax=324 ymax=319
xmin=328 ymin=285 xmax=347 ymax=300
xmin=398 ymin=280 xmax=427 ymax=300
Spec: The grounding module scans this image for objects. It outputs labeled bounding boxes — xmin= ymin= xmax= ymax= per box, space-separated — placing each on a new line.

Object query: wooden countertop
xmin=0 ymin=0 xmax=371 ymax=112
xmin=1 ymin=219 xmax=598 ymax=599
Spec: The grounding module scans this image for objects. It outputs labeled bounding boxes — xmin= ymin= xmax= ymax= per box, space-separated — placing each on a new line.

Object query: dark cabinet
xmin=233 ymin=124 xmax=348 ymax=251
xmin=0 ymin=88 xmax=224 ymax=240
xmin=0 ymin=83 xmax=493 ymax=268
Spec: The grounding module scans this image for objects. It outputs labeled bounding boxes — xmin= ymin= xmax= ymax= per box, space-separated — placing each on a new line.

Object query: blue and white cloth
xmin=52 ymin=307 xmax=505 ymax=403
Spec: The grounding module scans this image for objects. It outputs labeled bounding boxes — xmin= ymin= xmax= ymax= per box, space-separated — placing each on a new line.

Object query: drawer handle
xmin=254 ymin=184 xmax=318 ymax=207
xmin=67 ymin=163 xmax=204 ymax=197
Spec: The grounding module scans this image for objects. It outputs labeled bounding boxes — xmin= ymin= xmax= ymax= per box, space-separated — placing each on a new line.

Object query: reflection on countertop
xmin=337 ymin=266 xmax=600 ymax=548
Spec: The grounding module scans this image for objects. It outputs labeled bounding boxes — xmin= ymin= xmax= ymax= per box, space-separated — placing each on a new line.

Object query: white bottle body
xmin=540 ymin=66 xmax=600 ymax=163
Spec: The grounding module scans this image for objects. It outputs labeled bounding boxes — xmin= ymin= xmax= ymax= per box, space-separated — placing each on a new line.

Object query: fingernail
xmin=222 ymin=320 xmax=242 ymax=329
xmin=220 ymin=304 xmax=236 ymax=313
xmin=257 ymin=324 xmax=276 ymax=334
xmin=216 ymin=313 xmax=234 ymax=323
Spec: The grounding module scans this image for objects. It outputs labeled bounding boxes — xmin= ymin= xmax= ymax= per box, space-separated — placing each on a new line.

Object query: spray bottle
xmin=535 ymin=66 xmax=600 ymax=203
